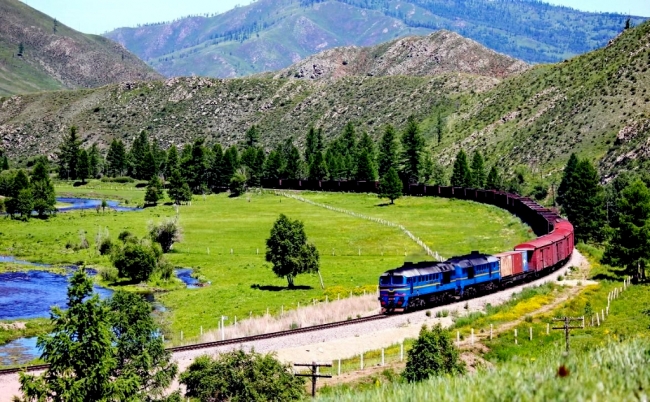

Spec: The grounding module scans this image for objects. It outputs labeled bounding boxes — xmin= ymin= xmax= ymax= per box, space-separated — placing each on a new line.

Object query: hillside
xmin=3 ymin=22 xmax=650 ymax=181
xmin=104 ymin=0 xmax=645 ymax=79
xmin=428 ymin=21 xmax=650 ymax=181
xmin=0 ymin=0 xmax=162 ymax=96
xmin=266 ymin=30 xmax=528 ymax=80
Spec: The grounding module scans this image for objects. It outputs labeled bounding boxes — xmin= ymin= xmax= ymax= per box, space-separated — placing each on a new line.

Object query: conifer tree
xmin=470 ymin=151 xmax=486 ymax=189
xmin=167 ymin=169 xmax=192 ymax=205
xmin=557 ymin=153 xmax=578 ymax=207
xmin=31 ymin=157 xmax=56 ymax=218
xmin=144 ymin=176 xmax=164 ymax=206
xmin=222 ymin=146 xmax=240 ymax=185
xmin=1 ymin=155 xmax=8 ymax=171
xmin=562 ymin=158 xmax=605 ymax=242
xmin=244 ymin=125 xmax=260 ymax=148
xmin=431 ymin=159 xmax=447 ymax=186
xmin=325 ymin=151 xmax=343 ymax=181
xmin=308 ymin=151 xmax=328 ymax=181
xmin=356 ymin=132 xmax=377 ymax=181
xmin=603 ymin=179 xmax=650 ymax=281
xmin=486 ymin=166 xmax=502 ymax=190
xmin=209 ymin=144 xmax=224 ymax=191
xmin=305 ymin=126 xmax=319 ymax=166
xmin=57 ymin=126 xmax=81 ymax=180
xmin=241 ymin=147 xmax=265 ymax=187
xmin=88 ymin=144 xmax=101 ymax=178
xmin=183 ymin=139 xmax=208 ymax=193
xmin=450 ymin=150 xmax=471 ymax=187
xmin=106 ymin=139 xmax=127 ymax=177
xmin=379 ymin=167 xmax=403 ymax=204
xmin=401 ymin=117 xmax=425 ymax=184
xmin=128 ymin=131 xmax=151 ymax=179
xmin=166 ymin=145 xmax=179 ymax=178
xmin=264 ymin=150 xmax=283 ymax=180
xmin=141 ymin=151 xmax=157 ymax=182
xmin=378 ymin=125 xmax=400 ymax=178
xmin=282 ymin=141 xmax=302 ymax=180
xmin=77 ymin=149 xmax=90 ymax=183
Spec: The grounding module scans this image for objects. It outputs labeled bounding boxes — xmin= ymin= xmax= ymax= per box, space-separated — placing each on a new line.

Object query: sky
xmin=21 ymin=0 xmax=650 ymax=35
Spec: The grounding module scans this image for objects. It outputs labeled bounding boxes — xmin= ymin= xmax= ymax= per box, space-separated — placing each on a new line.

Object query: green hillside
xmin=0 ymin=0 xmax=162 ymax=96
xmin=430 ymin=21 xmax=650 ymax=180
xmin=3 ymin=22 xmax=650 ymax=182
xmin=104 ymin=0 xmax=646 ymax=78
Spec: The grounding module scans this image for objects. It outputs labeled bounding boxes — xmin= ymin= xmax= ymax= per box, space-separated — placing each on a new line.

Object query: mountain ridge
xmin=0 ymin=0 xmax=162 ymax=96
xmin=104 ymin=0 xmax=645 ymax=79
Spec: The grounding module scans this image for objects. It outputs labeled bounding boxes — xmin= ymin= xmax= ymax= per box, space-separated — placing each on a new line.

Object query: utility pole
xmin=294 ymin=362 xmax=332 ymax=397
xmin=552 ymin=316 xmax=584 ymax=352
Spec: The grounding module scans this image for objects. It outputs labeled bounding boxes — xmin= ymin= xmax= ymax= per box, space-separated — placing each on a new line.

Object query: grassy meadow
xmin=1 ymin=181 xmax=533 ymax=340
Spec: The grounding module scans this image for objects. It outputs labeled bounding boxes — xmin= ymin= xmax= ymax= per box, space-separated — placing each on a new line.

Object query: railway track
xmin=0 ymin=314 xmax=387 ymax=376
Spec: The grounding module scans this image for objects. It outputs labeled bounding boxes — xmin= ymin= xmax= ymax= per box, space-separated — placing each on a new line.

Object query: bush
xmin=157 ymin=258 xmax=174 ymax=281
xmin=180 ymin=350 xmax=305 ymax=402
xmin=229 ymin=171 xmax=247 ymax=197
xmin=112 ymin=242 xmax=158 ymax=283
xmin=98 ymin=238 xmax=114 ymax=255
xmin=402 ymin=324 xmax=465 ymax=383
xmin=118 ymin=230 xmax=135 ymax=243
xmin=149 ymin=219 xmax=182 ymax=253
xmin=99 ymin=266 xmax=118 ymax=282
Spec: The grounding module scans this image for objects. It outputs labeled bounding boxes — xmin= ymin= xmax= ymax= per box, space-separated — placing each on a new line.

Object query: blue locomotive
xmin=379 ymin=251 xmax=506 ymax=313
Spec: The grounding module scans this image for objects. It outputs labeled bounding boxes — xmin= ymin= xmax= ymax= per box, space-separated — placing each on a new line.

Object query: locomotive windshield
xmin=380 ymin=276 xmax=391 ymax=285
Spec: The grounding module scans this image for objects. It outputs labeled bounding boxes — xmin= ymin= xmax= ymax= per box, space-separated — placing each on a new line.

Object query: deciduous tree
xmin=265 ymin=214 xmax=320 ymax=288
xmin=402 ymin=324 xmax=465 ymax=383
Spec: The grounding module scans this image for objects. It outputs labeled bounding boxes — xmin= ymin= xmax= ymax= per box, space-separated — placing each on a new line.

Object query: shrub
xmin=229 ymin=171 xmax=247 ymax=197
xmin=101 ymin=176 xmax=134 ymax=183
xmin=118 ymin=230 xmax=135 ymax=243
xmin=402 ymin=324 xmax=465 ymax=383
xmin=112 ymin=242 xmax=158 ymax=283
xmin=98 ymin=238 xmax=114 ymax=256
xmin=149 ymin=219 xmax=182 ymax=253
xmin=157 ymin=258 xmax=174 ymax=281
xmin=180 ymin=350 xmax=305 ymax=402
xmin=99 ymin=266 xmax=118 ymax=282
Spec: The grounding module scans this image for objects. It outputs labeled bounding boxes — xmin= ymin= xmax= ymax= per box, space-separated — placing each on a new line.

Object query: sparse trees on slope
xmin=450 ymin=150 xmax=471 ymax=188
xmin=603 ymin=179 xmax=650 ymax=281
xmin=244 ymin=124 xmax=260 ymax=148
xmin=265 ymin=214 xmax=320 ymax=288
xmin=379 ymin=167 xmax=402 ymax=204
xmin=402 ymin=324 xmax=465 ymax=383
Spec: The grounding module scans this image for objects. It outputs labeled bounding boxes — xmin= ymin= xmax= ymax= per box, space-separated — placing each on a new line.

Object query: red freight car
xmin=514 ymin=219 xmax=573 ymax=272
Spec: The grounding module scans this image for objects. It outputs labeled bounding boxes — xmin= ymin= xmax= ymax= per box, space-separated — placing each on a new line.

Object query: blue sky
xmin=22 ymin=0 xmax=650 ymax=35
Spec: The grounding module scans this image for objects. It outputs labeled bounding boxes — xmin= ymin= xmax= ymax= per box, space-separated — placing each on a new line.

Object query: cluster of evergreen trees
xmin=0 ymin=157 xmax=56 ymax=219
xmin=449 ymin=149 xmax=502 ymax=190
xmin=556 ymin=153 xmax=650 ymax=281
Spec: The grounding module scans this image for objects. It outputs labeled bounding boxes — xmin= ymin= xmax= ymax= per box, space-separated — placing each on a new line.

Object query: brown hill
xmin=267 ymin=30 xmax=528 ymax=81
xmin=0 ymin=0 xmax=162 ymax=96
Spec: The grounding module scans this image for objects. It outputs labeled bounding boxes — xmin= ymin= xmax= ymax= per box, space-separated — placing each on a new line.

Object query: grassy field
xmin=1 ymin=181 xmax=533 ymax=340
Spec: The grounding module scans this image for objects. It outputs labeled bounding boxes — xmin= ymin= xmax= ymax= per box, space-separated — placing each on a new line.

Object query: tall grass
xmin=318 ymin=339 xmax=650 ymax=401
xmin=197 ymin=294 xmax=379 ymax=343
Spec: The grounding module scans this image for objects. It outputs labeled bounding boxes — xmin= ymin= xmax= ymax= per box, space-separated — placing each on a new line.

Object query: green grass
xmin=317 ymin=339 xmax=650 ymax=401
xmin=0 ymin=181 xmax=532 ymax=341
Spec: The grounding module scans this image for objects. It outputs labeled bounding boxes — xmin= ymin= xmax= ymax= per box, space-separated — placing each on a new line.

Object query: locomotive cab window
xmin=392 ymin=276 xmax=404 ymax=285
xmin=380 ymin=276 xmax=390 ymax=285
xmin=442 ymin=271 xmax=451 ymax=284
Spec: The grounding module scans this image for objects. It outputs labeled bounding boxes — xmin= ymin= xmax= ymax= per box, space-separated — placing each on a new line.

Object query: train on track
xmin=260 ymin=179 xmax=574 ymax=313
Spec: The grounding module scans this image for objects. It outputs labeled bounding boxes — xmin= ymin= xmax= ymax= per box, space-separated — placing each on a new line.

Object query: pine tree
xmin=325 ymin=151 xmax=342 ymax=181
xmin=486 ymin=166 xmax=502 ymax=190
xmin=1 ymin=156 xmax=8 ymax=171
xmin=282 ymin=141 xmax=302 ymax=180
xmin=356 ymin=151 xmax=377 ymax=181
xmin=31 ymin=157 xmax=56 ymax=217
xmin=128 ymin=131 xmax=151 ymax=179
xmin=264 ymin=150 xmax=283 ymax=180
xmin=222 ymin=146 xmax=240 ymax=185
xmin=77 ymin=149 xmax=90 ymax=183
xmin=88 ymin=144 xmax=101 ymax=178
xmin=241 ymin=147 xmax=265 ymax=187
xmin=450 ymin=150 xmax=471 ymax=187
xmin=167 ymin=169 xmax=191 ymax=205
xmin=244 ymin=125 xmax=260 ymax=148
xmin=308 ymin=151 xmax=328 ymax=181
xmin=57 ymin=126 xmax=82 ymax=180
xmin=379 ymin=167 xmax=403 ymax=204
xmin=401 ymin=116 xmax=425 ymax=184
xmin=431 ymin=159 xmax=447 ymax=186
xmin=209 ymin=144 xmax=224 ymax=191
xmin=106 ymin=139 xmax=126 ymax=177
xmin=141 ymin=151 xmax=157 ymax=182
xmin=557 ymin=153 xmax=578 ymax=207
xmin=603 ymin=179 xmax=650 ymax=281
xmin=562 ymin=158 xmax=605 ymax=242
xmin=378 ymin=125 xmax=400 ymax=178
xmin=304 ymin=126 xmax=319 ymax=166
xmin=183 ymin=139 xmax=208 ymax=193
xmin=470 ymin=151 xmax=486 ymax=189
xmin=165 ymin=145 xmax=179 ymax=175
xmin=151 ymin=138 xmax=166 ymax=177
xmin=144 ymin=176 xmax=164 ymax=206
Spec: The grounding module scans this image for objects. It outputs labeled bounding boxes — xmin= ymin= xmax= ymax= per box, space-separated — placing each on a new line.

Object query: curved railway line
xmin=0 ymin=314 xmax=388 ymax=376
xmin=1 ymin=181 xmax=574 ymax=379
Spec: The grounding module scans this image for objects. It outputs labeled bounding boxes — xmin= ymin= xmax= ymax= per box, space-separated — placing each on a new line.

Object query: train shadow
xmin=250 ymin=284 xmax=313 ymax=291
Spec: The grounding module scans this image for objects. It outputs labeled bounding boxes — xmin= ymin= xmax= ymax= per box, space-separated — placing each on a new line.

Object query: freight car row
xmin=260 ymin=179 xmax=575 ymax=313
